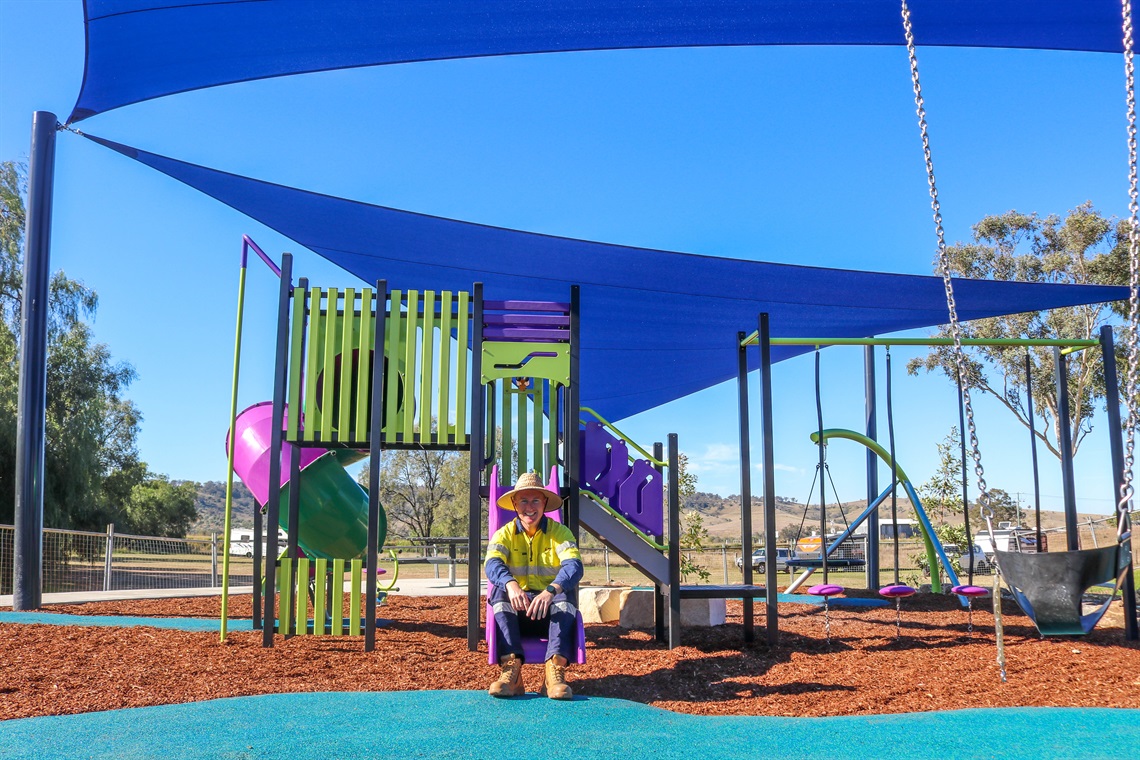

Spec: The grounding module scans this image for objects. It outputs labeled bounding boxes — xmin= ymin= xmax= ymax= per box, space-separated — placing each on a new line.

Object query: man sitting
xmin=484 ymin=472 xmax=583 ymax=700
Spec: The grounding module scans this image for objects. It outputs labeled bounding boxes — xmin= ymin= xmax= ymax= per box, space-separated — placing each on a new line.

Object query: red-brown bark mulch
xmin=2 ymin=591 xmax=1138 ymax=721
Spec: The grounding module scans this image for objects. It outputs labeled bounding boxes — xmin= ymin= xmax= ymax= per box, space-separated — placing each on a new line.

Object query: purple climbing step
xmin=614 ymin=459 xmax=663 ymax=536
xmin=580 ymin=422 xmax=663 ymax=537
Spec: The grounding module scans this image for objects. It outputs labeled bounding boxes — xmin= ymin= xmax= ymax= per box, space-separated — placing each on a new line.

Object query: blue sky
xmin=0 ymin=1 xmax=1132 ymax=519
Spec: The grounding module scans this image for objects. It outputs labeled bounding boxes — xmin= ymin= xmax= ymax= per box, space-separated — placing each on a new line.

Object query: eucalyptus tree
xmin=908 ymin=203 xmax=1128 ymax=459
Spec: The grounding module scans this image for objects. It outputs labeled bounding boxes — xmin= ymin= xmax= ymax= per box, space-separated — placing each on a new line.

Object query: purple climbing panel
xmin=580 ymin=422 xmax=663 ymax=536
xmin=615 ymin=459 xmax=663 ymax=536
xmin=581 ymin=422 xmax=630 ymax=499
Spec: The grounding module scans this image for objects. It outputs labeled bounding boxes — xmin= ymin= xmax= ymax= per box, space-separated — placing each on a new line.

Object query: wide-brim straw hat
xmin=496 ymin=471 xmax=563 ymax=513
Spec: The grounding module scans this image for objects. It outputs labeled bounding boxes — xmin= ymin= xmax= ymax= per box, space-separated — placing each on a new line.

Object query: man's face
xmin=512 ymin=490 xmax=546 ymax=530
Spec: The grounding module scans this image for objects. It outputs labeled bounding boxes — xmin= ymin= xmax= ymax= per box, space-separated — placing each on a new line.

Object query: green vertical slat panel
xmin=278 ymin=559 xmax=292 ymax=636
xmin=287 ymin=287 xmax=306 ymax=440
xmin=296 ymin=557 xmax=309 ymax=635
xmin=350 ymin=560 xmax=363 ymax=636
xmin=502 ymin=381 xmax=513 ymax=482
xmin=533 ymin=382 xmax=545 ymax=475
xmin=355 ymin=288 xmax=374 ymax=443
xmin=420 ymin=290 xmax=436 ymax=443
xmin=438 ymin=291 xmax=453 ymax=442
xmin=516 ymin=389 xmax=528 ymax=477
xmin=455 ymin=291 xmax=469 ymax=445
xmin=384 ymin=291 xmax=403 ymax=443
xmin=304 ymin=288 xmax=324 ymax=441
xmin=313 ymin=558 xmax=327 ymax=635
xmin=320 ymin=288 xmax=339 ymax=442
xmin=402 ymin=290 xmax=419 ymax=442
xmin=338 ymin=288 xmax=355 ymax=440
xmin=331 ymin=558 xmax=345 ymax=635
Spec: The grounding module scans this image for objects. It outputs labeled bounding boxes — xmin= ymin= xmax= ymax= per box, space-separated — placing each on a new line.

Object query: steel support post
xmin=1053 ymin=347 xmax=1079 ymax=550
xmin=467 ymin=283 xmax=485 ymax=651
xmin=758 ymin=313 xmax=778 ymax=645
xmin=737 ymin=332 xmax=755 ymax=642
xmin=262 ymin=253 xmax=293 ymax=646
xmin=864 ymin=345 xmax=879 ymax=589
xmin=14 ymin=112 xmax=57 ymax=611
xmin=1100 ymin=326 xmax=1137 ymax=640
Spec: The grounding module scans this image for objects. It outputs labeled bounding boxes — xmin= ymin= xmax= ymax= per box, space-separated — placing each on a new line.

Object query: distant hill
xmin=695 ymin=490 xmax=1118 ymax=546
xmin=191 ymin=481 xmax=259 ymax=534
xmin=189 ymin=479 xmax=1118 ymax=548
xmin=687 ymin=491 xmax=808 ymax=539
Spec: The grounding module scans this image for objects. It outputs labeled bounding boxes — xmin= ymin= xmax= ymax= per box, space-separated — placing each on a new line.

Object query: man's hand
xmin=506 ymin=580 xmax=528 ymax=612
xmin=525 ymin=589 xmax=554 ymax=620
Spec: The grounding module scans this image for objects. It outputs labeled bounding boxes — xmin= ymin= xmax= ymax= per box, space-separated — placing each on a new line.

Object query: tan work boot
xmin=488 ymin=654 xmax=524 ymax=698
xmin=543 ymin=655 xmax=573 ymax=700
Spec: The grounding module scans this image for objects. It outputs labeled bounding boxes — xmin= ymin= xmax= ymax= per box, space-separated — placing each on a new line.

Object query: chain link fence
xmin=0 ymin=527 xmax=494 ymax=595
xmin=18 ymin=526 xmax=1132 ymax=598
xmin=0 ymin=524 xmax=250 ymax=595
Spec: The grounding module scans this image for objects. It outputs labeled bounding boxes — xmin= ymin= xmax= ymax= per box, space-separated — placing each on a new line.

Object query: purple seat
xmin=485 ymin=465 xmax=586 ymax=665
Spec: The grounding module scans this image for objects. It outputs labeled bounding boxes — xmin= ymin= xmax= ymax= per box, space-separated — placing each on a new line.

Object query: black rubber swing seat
xmin=997 ymin=544 xmax=1130 ymax=636
xmin=785 ymin=557 xmax=866 ymax=569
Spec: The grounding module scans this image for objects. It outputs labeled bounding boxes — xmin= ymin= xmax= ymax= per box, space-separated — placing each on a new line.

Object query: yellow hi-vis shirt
xmin=484 ymin=517 xmax=582 ymax=592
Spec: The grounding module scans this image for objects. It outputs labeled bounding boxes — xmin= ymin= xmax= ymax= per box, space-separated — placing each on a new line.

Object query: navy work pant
xmin=488 ymin=584 xmax=576 ymax=663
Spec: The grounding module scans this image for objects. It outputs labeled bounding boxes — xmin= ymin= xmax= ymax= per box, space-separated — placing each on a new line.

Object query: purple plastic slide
xmin=226 ymin=401 xmax=383 ymax=559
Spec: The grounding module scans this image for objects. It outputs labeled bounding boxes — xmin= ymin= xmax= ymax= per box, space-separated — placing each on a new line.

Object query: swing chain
xmin=981 ymin=506 xmax=1008 ymax=682
xmin=900 ymin=1 xmax=990 ymax=512
xmin=1120 ymin=0 xmax=1140 ymax=541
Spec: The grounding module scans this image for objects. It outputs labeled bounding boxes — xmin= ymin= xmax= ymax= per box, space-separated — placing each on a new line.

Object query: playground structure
xmin=736 ymin=328 xmax=1137 ymax=648
xmin=218 ymin=240 xmax=1138 ymax=657
xmin=219 ymin=255 xmax=768 ymax=652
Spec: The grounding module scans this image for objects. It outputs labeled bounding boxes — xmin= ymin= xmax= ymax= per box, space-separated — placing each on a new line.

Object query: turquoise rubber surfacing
xmin=0 ymin=611 xmax=254 ymax=632
xmin=0 ymin=612 xmax=388 ymax=633
xmin=1 ymin=691 xmax=1136 ymax=760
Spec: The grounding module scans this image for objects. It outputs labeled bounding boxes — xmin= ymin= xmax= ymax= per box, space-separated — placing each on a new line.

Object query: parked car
xmin=735 ymin=547 xmax=795 ymax=572
xmin=947 ymin=543 xmax=990 ymax=574
xmin=228 ymin=528 xmax=288 ymax=558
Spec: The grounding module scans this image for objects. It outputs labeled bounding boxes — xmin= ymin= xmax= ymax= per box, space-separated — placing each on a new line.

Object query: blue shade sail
xmin=72 ymin=1 xmax=1129 ymax=122
xmin=82 ymin=134 xmax=1128 ymax=422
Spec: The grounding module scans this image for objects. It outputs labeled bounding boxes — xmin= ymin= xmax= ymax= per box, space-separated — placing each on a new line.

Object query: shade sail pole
xmin=14 ymin=112 xmax=57 ymax=611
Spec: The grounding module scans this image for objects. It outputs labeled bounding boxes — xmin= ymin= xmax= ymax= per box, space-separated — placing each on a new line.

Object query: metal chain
xmin=1120 ymin=0 xmax=1140 ymax=542
xmin=982 ymin=509 xmax=1008 ymax=682
xmin=900 ymin=1 xmax=990 ymax=511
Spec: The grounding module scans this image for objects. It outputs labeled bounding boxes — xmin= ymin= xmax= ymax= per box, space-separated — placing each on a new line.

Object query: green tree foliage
xmin=124 ymin=476 xmax=199 ymax=537
xmin=778 ymin=524 xmax=803 ymax=544
xmin=676 ymin=452 xmax=698 ymax=507
xmin=979 ymin=487 xmax=1019 ymax=526
xmin=0 ymin=160 xmax=190 ymax=534
xmin=918 ymin=427 xmax=964 ymax=524
xmin=907 ymin=204 xmax=1128 ymax=460
xmin=191 ymin=480 xmax=259 ymax=533
xmin=678 ymin=509 xmax=711 ymax=583
xmin=360 ymin=448 xmax=469 ymax=538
